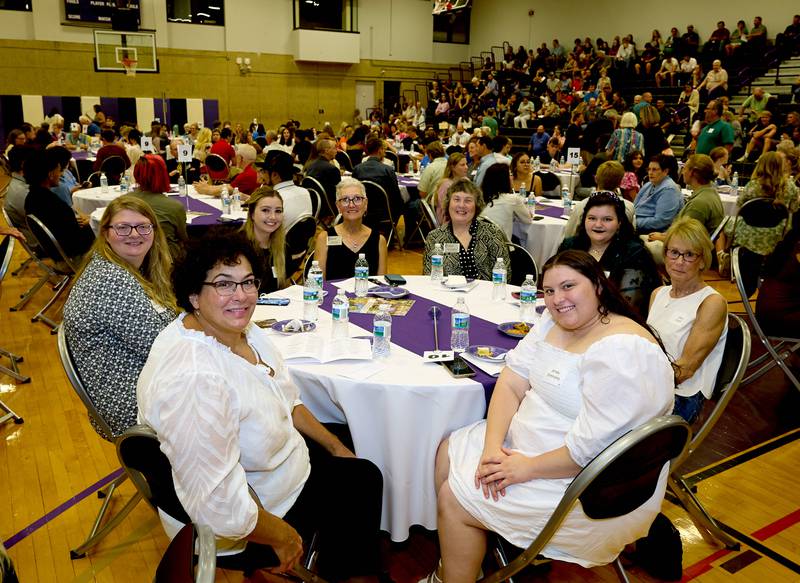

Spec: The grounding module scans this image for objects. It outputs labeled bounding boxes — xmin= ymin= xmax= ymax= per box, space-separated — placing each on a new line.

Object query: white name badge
xmin=141 ymin=136 xmax=154 ymax=152
xmin=154 ymin=117 xmax=161 ymax=123
xmin=545 ymin=367 xmax=562 ymax=383
xmin=567 ymin=147 xmax=581 ymax=164
xmin=706 ymin=128 xmax=715 ymax=134
xmin=82 ymin=124 xmax=88 ymax=134
xmin=670 ymin=312 xmax=689 ymax=326
xmin=327 ymin=236 xmax=342 ymax=246
xmin=444 ymin=243 xmax=460 ymax=254
xmin=272 ymin=266 xmax=278 ymax=278
xmin=177 ymin=144 xmax=193 ymax=162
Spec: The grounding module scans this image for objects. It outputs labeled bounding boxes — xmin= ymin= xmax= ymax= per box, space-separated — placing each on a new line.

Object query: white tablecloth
xmin=253 ymin=276 xmax=527 ymax=541
xmin=513 ymin=200 xmax=570 ymax=271
xmin=681 ymin=188 xmax=738 ymax=217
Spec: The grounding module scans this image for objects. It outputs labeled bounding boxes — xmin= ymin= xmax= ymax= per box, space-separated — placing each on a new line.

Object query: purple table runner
xmin=535 ymin=203 xmax=568 ymax=219
xmin=321 ymin=281 xmax=521 ymax=404
xmin=167 ymin=193 xmax=230 ymax=226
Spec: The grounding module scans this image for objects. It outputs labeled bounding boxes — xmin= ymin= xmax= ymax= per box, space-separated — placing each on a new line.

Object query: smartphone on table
xmin=440 ymin=355 xmax=477 ymax=378
xmin=384 ymin=274 xmax=407 ymax=286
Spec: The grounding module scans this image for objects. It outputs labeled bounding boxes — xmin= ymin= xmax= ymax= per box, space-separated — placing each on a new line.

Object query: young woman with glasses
xmin=62 ymin=195 xmax=178 ymax=439
xmin=647 ymin=217 xmax=728 ymax=422
xmin=314 ymin=177 xmax=387 ymax=280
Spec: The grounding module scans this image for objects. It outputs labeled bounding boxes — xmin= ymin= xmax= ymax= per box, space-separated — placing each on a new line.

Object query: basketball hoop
xmin=122 ymin=57 xmax=138 ymax=77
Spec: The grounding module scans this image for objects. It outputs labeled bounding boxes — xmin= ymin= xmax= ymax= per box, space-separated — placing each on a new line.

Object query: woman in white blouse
xmin=137 ymin=231 xmax=383 ymax=580
xmin=423 ymin=250 xmax=674 ymax=583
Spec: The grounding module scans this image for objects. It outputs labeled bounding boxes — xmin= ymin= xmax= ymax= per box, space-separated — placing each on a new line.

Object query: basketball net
xmin=122 ymin=57 xmax=138 ymax=77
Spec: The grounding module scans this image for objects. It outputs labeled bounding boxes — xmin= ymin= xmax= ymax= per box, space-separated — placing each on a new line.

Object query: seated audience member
xmin=472 ymin=136 xmax=497 ymax=187
xmin=426 ymin=250 xmax=674 ymax=583
xmin=434 ymin=153 xmax=469 ymax=225
xmin=315 ymin=177 xmax=387 ymax=280
xmin=3 ymin=147 xmax=37 ymax=245
xmin=638 ymin=106 xmax=670 ymax=160
xmin=710 ymin=146 xmax=732 ymax=185
xmin=417 ymin=141 xmax=448 ymax=201
xmin=755 ymin=226 xmax=800 ymax=336
xmin=510 ymin=152 xmax=542 ymax=197
xmin=648 ymin=218 xmax=728 ymax=422
xmin=514 ymin=96 xmax=537 ymax=128
xmin=49 ymin=145 xmax=82 ymax=208
xmin=479 ymin=163 xmax=532 ymax=241
xmin=304 ymin=137 xmax=341 ymax=202
xmin=130 ymin=155 xmax=188 ymax=260
xmin=352 ymin=136 xmax=404 ymax=223
xmin=620 ymin=150 xmax=645 ymax=201
xmin=243 ymin=186 xmax=292 ymax=293
xmin=194 ymin=143 xmax=260 ymax=198
xmin=738 ymin=87 xmax=772 ymax=127
xmin=776 ymin=14 xmax=800 ymax=58
xmin=209 ymin=126 xmax=236 ymax=164
xmin=737 ymin=111 xmax=777 ymax=162
xmin=716 ymin=152 xmax=800 ymax=275
xmin=65 ymin=123 xmax=89 ymax=151
xmin=260 ymin=151 xmax=312 ymax=228
xmin=24 ymin=149 xmax=94 ymax=262
xmin=137 ymin=232 xmax=383 ymax=580
xmin=746 ymin=16 xmax=768 ymax=53
xmin=63 ymin=195 xmax=178 ymax=439
xmin=560 ymin=191 xmax=660 ymax=317
xmin=423 ymin=178 xmax=510 ymax=280
xmin=528 ymin=125 xmax=551 ymax=159
xmin=645 ymin=154 xmax=725 ymax=260
xmin=164 ymin=139 xmax=200 ymax=184
xmin=565 ymin=160 xmax=636 ymax=236
xmin=704 ymin=21 xmax=731 ymax=54
xmin=605 ymin=112 xmax=644 ymax=163
xmin=696 ymin=60 xmax=728 ymax=100
xmin=193 ymin=127 xmax=212 ymax=163
xmin=92 ymin=129 xmax=131 ymax=182
xmin=634 ymin=154 xmax=682 ymax=234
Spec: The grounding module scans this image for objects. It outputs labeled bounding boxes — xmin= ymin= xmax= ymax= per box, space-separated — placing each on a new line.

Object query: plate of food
xmin=441 ymin=276 xmax=475 ymax=289
xmin=465 ymin=345 xmax=508 ymax=361
xmin=498 ymin=321 xmax=531 ymax=338
xmin=367 ymin=285 xmax=409 ymax=299
xmin=271 ymin=319 xmax=316 ymax=334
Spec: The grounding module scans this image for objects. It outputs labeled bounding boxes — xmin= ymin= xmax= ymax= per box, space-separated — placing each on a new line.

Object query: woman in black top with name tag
xmin=315 ymin=177 xmax=387 ymax=280
xmin=243 ymin=186 xmax=292 ymax=293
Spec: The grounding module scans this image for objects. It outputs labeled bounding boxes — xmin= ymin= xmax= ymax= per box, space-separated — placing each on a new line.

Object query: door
xmin=355 ymin=81 xmax=375 ymax=121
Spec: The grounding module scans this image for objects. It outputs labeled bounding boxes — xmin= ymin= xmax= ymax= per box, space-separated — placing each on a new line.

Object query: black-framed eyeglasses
xmin=337 ymin=196 xmax=366 ymax=206
xmin=665 ymin=248 xmax=699 ymax=263
xmin=202 ymin=278 xmax=261 ymax=296
xmin=108 ymin=223 xmax=154 ymax=236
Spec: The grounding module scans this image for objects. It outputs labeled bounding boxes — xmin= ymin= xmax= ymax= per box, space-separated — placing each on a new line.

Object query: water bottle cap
xmin=312 ymin=260 xmax=319 ymax=267
xmin=358 ymin=253 xmax=365 ymax=258
xmin=527 ymin=274 xmax=533 ymax=279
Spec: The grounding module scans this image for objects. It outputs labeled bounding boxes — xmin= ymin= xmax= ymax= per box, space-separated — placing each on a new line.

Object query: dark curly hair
xmin=171 ymin=228 xmax=264 ymax=313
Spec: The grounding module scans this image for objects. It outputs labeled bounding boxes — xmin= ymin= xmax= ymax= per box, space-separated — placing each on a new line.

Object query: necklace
xmin=338 ymin=226 xmax=368 ymax=251
xmin=588 ymin=247 xmax=605 ymax=260
xmin=670 ymin=283 xmax=704 ymax=298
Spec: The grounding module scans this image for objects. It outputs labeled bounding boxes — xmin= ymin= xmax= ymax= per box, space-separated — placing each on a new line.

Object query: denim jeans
xmin=673 ymin=392 xmax=705 ymax=423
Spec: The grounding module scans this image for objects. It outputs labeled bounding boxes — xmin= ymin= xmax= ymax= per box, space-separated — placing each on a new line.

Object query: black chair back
xmin=0 ymin=236 xmax=12 ymax=283
xmin=335 ymin=151 xmax=354 ymax=172
xmin=731 ymin=197 xmax=789 ymax=250
xmin=301 ymin=175 xmax=336 ymax=221
xmin=26 ymin=214 xmax=79 ymax=272
xmin=285 ymin=214 xmax=317 ymax=274
xmin=99 ymin=155 xmax=127 ymax=185
xmin=361 ymin=180 xmax=395 ymax=241
xmin=506 ymin=243 xmax=538 ymax=286
xmin=384 ymin=150 xmax=399 ymax=172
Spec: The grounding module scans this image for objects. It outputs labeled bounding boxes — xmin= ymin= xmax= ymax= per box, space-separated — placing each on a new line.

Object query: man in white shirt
xmin=450 ymin=123 xmax=470 ymax=148
xmin=655 ymin=56 xmax=679 ymax=87
xmin=696 ymin=59 xmax=729 ymax=100
xmin=260 ymin=151 xmax=312 ymax=227
xmin=678 ymin=54 xmax=699 ymax=87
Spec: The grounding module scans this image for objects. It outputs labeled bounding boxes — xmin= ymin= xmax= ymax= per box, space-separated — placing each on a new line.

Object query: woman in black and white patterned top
xmin=63 ymin=195 xmax=178 ymax=439
xmin=423 ymin=178 xmax=510 ymax=281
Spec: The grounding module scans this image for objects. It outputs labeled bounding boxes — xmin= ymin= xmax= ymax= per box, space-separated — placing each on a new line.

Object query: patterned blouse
xmin=422 ymin=218 xmax=511 ymax=281
xmin=724 ymin=180 xmax=800 ymax=256
xmin=63 ymin=254 xmax=177 ymax=440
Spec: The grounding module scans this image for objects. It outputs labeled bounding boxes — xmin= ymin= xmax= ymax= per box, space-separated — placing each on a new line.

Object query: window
xmin=293 ymin=0 xmax=357 ymax=33
xmin=433 ymin=7 xmax=469 ymax=44
xmin=166 ymin=0 xmax=224 ymax=26
xmin=0 ymin=0 xmax=32 ymax=11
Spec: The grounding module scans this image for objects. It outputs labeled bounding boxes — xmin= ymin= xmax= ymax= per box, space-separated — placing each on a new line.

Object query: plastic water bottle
xmin=119 ymin=174 xmax=129 ymax=194
xmin=303 ymin=273 xmax=320 ymax=322
xmin=731 ymin=171 xmax=739 ymax=197
xmin=430 ymin=243 xmax=444 ymax=282
xmin=354 ymin=253 xmax=369 ymax=297
xmin=519 ymin=183 xmax=527 ymax=199
xmin=308 ymin=260 xmax=323 ymax=304
xmin=100 ymin=172 xmax=108 ymax=193
xmin=491 ymin=257 xmax=507 ymax=301
xmin=561 ymin=186 xmax=572 ymax=213
xmin=527 ymin=193 xmax=537 ymax=219
xmin=520 ymin=274 xmax=538 ymax=324
xmin=571 ymin=161 xmax=579 ymax=175
xmin=549 ymin=157 xmax=557 ymax=172
xmin=232 ymin=187 xmax=241 ymax=213
xmin=331 ymin=289 xmax=349 ymax=339
xmin=221 ymin=185 xmax=232 ymax=214
xmin=559 ymin=155 xmax=566 ymax=167
xmin=450 ymin=297 xmax=470 ymax=352
xmin=372 ymin=303 xmax=392 ymax=358
xmin=533 ymin=156 xmax=541 ymax=172
xmin=177 ymin=174 xmax=186 ymax=197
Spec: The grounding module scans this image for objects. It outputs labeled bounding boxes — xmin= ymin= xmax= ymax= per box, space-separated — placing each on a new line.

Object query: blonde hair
xmin=243 ymin=186 xmax=288 ymax=288
xmin=193 ymin=127 xmax=212 ymax=162
xmin=83 ymin=195 xmax=178 ymax=312
xmin=663 ymin=216 xmax=713 ymax=270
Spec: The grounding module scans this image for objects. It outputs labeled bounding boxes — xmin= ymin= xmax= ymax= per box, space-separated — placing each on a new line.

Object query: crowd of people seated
xmin=2 ymin=14 xmax=800 ymax=582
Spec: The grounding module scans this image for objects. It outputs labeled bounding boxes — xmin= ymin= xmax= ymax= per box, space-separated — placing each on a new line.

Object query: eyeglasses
xmin=337 ymin=196 xmax=366 ymax=206
xmin=108 ymin=223 xmax=154 ymax=236
xmin=202 ymin=278 xmax=261 ymax=296
xmin=665 ymin=248 xmax=699 ymax=263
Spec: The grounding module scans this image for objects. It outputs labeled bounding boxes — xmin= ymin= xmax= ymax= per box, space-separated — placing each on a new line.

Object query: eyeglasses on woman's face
xmin=665 ymin=248 xmax=699 ymax=263
xmin=337 ymin=196 xmax=366 ymax=207
xmin=108 ymin=223 xmax=154 ymax=237
xmin=202 ymin=278 xmax=261 ymax=296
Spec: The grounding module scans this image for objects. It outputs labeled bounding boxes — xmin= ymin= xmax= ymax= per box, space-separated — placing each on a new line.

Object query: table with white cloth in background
xmin=252 ymin=276 xmax=540 ymax=541
xmin=681 ymin=187 xmax=738 ymax=218
xmin=513 ymin=199 xmax=571 ymax=271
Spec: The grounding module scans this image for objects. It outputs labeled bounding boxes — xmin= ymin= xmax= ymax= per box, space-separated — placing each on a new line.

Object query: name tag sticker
xmin=545 ymin=367 xmax=562 ymax=383
xmin=670 ymin=313 xmax=688 ymax=326
xmin=82 ymin=124 xmax=88 ymax=134
xmin=327 ymin=236 xmax=342 ymax=246
xmin=444 ymin=243 xmax=460 ymax=254
xmin=707 ymin=128 xmax=714 ymax=134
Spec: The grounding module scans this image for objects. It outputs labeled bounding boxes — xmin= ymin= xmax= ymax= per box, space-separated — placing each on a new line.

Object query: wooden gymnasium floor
xmin=1 ymin=238 xmax=799 ymax=582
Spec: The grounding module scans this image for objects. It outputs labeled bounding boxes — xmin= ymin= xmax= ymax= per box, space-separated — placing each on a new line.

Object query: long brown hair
xmin=751 ymin=151 xmax=788 ymax=198
xmin=243 ymin=186 xmax=287 ymax=288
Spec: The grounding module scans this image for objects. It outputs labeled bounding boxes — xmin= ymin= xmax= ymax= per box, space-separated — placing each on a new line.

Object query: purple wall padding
xmin=99 ymin=97 xmax=119 ymax=123
xmin=203 ymin=99 xmax=219 ymax=128
xmin=153 ymin=98 xmax=168 ymax=126
xmin=42 ymin=96 xmax=62 ymax=119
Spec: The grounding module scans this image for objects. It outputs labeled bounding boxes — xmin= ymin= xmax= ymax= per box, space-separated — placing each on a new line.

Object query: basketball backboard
xmin=94 ymin=30 xmax=158 ymax=73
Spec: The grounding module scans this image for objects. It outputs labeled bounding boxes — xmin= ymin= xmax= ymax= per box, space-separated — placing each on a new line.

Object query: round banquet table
xmin=513 ymin=198 xmax=571 ymax=271
xmin=253 ymin=276 xmax=544 ymax=541
xmin=681 ymin=187 xmax=738 ymax=217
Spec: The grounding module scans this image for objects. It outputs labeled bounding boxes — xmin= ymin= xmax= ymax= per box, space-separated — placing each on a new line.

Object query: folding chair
xmin=384 ymin=150 xmax=400 ymax=172
xmin=506 ymin=243 xmax=538 ymax=286
xmin=732 ymin=247 xmax=800 ymax=391
xmin=334 ymin=151 xmax=353 ymax=172
xmin=0 ymin=235 xmax=30 ymax=384
xmin=405 ymin=198 xmax=439 ymax=247
xmin=99 ymin=155 xmax=127 ymax=185
xmin=25 ymin=215 xmax=78 ymax=332
xmin=117 ymin=425 xmax=326 ymax=582
xmin=56 ymin=327 xmax=144 ymax=559
xmin=204 ymin=153 xmax=230 ymax=183
xmin=361 ymin=180 xmax=401 ymax=249
xmin=729 ymin=197 xmax=789 ymax=251
xmin=668 ymin=313 xmax=751 ymax=549
xmin=285 ymin=214 xmax=317 ymax=279
xmin=301 ymin=175 xmax=336 ymax=226
xmin=479 ymin=416 xmax=691 ymax=583
xmin=154 ymin=523 xmax=216 ymax=583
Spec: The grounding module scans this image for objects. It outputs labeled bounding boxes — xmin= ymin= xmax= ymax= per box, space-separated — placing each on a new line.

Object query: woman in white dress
xmin=428 ymin=250 xmax=675 ymax=583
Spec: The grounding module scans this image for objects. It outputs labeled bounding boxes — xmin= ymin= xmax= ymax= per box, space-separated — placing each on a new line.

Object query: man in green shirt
xmin=739 ymin=87 xmax=772 ymax=125
xmin=696 ymin=100 xmax=734 ymax=155
xmin=481 ymin=108 xmax=498 ymax=137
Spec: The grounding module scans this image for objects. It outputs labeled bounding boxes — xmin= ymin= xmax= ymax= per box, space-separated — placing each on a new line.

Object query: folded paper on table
xmin=275 ymin=336 xmax=373 ymax=363
xmin=461 ymin=351 xmax=505 ymax=377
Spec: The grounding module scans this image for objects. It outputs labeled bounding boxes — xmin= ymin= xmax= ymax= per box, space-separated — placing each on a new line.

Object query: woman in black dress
xmin=314 ymin=177 xmax=387 ymax=280
xmin=243 ymin=186 xmax=292 ymax=293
